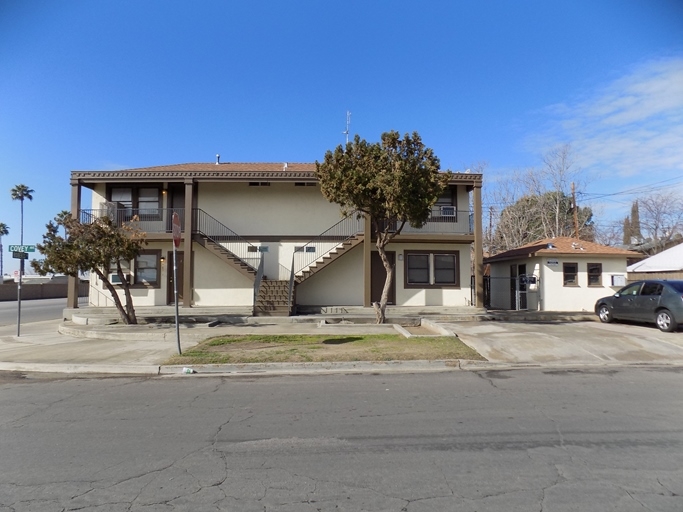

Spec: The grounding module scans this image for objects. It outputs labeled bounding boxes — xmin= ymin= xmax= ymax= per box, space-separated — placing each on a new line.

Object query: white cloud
xmin=528 ymin=57 xmax=683 ymax=179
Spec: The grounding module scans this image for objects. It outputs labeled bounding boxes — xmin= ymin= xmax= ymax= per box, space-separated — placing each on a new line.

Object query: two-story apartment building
xmin=66 ymin=162 xmax=484 ymax=314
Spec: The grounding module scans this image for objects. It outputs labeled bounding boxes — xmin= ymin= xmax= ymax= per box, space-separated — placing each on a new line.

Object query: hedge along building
xmin=66 ymin=161 xmax=484 ymax=315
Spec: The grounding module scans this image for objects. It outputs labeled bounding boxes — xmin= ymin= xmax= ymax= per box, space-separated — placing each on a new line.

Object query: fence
xmin=0 ymin=282 xmax=90 ymax=302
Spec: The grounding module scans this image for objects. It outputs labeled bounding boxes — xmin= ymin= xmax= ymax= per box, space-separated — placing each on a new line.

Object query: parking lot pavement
xmin=442 ymin=320 xmax=683 ymax=365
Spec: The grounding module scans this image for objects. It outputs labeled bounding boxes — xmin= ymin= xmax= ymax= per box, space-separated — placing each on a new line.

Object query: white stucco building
xmin=485 ymin=237 xmax=641 ymax=312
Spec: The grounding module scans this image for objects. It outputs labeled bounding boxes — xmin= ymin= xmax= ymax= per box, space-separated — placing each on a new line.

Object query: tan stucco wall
xmin=196 ymin=183 xmax=345 ymax=236
xmin=88 ymin=242 xmax=167 ymax=307
xmin=91 ymin=184 xmax=106 ymax=209
xmin=295 ymin=245 xmax=364 ymax=306
xmin=388 ymin=242 xmax=473 ymax=307
xmin=193 ymin=246 xmax=253 ymax=306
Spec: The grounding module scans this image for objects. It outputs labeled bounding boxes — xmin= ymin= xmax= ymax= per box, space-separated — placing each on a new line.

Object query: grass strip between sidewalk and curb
xmin=164 ymin=334 xmax=486 ymax=365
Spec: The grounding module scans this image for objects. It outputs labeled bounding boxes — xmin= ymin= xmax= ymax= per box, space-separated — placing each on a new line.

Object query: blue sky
xmin=1 ymin=0 xmax=682 ymax=273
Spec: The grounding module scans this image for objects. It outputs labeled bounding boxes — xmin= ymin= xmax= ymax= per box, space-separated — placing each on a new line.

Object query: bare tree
xmin=638 ymin=191 xmax=683 ymax=254
xmin=594 ymin=220 xmax=626 ymax=247
xmin=489 ymin=144 xmax=594 ymax=253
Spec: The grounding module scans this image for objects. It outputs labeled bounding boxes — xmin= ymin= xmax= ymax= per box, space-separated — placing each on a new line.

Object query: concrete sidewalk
xmin=0 ymin=318 xmax=448 ymax=376
xmin=447 ymin=320 xmax=683 ymax=366
xmin=1 ymin=314 xmax=683 ymax=377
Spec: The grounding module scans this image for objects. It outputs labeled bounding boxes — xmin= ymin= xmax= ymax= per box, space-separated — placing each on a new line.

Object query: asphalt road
xmin=0 ymin=297 xmax=66 ymax=326
xmin=1 ymin=368 xmax=681 ymax=511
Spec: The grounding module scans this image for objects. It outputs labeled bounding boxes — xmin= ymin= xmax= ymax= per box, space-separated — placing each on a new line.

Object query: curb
xmin=2 ymin=359 xmax=682 ymax=377
xmin=0 ymin=362 xmax=161 ymax=375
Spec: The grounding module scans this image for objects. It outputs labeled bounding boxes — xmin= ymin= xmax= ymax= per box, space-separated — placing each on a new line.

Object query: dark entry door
xmin=371 ymin=251 xmax=396 ymax=305
xmin=517 ymin=263 xmax=527 ymax=310
xmin=167 ymin=251 xmax=184 ymax=305
xmin=509 ymin=264 xmax=517 ymax=309
xmin=168 ymin=185 xmax=185 ymax=231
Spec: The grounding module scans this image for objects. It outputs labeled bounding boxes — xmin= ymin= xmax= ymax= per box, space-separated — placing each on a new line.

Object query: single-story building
xmin=485 ymin=237 xmax=642 ymax=311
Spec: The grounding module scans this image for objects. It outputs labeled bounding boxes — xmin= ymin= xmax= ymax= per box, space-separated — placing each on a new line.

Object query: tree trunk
xmin=94 ymin=268 xmax=136 ymax=325
xmin=374 ymin=240 xmax=394 ymax=324
xmin=115 ymin=261 xmax=138 ymax=324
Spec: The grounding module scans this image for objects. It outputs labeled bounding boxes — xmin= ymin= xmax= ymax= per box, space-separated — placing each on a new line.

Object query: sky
xmin=1 ymin=0 xmax=682 ymax=274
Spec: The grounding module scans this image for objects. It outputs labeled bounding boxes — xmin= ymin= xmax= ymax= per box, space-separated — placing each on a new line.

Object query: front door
xmin=517 ymin=264 xmax=527 ymax=310
xmin=167 ymin=251 xmax=184 ymax=305
xmin=509 ymin=265 xmax=517 ymax=309
xmin=371 ymin=251 xmax=396 ymax=305
xmin=168 ymin=185 xmax=185 ymax=231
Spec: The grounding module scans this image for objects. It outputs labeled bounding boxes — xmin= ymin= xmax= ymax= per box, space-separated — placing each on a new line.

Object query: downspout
xmin=538 ymin=259 xmax=544 ymax=311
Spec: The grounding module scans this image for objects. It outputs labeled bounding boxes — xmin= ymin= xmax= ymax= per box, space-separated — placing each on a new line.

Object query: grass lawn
xmin=164 ymin=334 xmax=486 ymax=365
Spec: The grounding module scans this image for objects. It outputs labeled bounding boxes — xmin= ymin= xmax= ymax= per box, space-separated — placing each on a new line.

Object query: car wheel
xmin=655 ymin=309 xmax=677 ymax=332
xmin=598 ymin=304 xmax=613 ymax=323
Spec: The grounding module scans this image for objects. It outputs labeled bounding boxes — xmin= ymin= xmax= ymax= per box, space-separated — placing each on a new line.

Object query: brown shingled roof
xmin=79 ymin=162 xmax=318 ymax=173
xmin=485 ymin=237 xmax=643 ymax=263
xmin=71 ymin=162 xmax=483 ymax=186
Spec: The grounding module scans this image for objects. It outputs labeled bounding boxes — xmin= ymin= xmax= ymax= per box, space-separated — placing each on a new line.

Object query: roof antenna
xmin=216 ymin=154 xmax=220 ymax=165
xmin=342 ymin=110 xmax=351 ymax=145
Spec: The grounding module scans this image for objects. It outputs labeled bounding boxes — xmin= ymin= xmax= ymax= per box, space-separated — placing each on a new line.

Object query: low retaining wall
xmin=0 ymin=282 xmax=89 ymax=301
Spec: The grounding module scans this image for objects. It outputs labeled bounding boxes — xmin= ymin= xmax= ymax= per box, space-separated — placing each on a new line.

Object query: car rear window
xmin=665 ymin=281 xmax=683 ymax=293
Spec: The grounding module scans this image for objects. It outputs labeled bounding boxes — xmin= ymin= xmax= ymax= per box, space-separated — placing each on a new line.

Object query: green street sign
xmin=9 ymin=245 xmax=35 ymax=253
xmin=12 ymin=251 xmax=28 ymax=260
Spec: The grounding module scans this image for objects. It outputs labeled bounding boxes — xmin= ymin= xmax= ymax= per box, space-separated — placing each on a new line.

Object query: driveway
xmin=442 ymin=320 xmax=683 ymax=365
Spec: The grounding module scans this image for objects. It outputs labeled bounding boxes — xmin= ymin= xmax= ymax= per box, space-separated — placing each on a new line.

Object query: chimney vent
xmin=283 ymin=162 xmax=288 ymax=171
xmin=216 ymin=154 xmax=220 ymax=165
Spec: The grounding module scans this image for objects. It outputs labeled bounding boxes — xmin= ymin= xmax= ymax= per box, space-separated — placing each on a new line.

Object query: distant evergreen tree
xmin=630 ymin=201 xmax=642 ymax=240
xmin=623 ymin=217 xmax=632 ymax=245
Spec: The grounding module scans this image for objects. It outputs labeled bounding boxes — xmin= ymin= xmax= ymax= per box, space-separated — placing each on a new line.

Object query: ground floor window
xmin=109 ymin=259 xmax=130 ymax=284
xmin=135 ymin=250 xmax=161 ymax=287
xmin=405 ymin=251 xmax=459 ymax=287
xmin=563 ymin=262 xmax=578 ymax=286
xmin=587 ymin=263 xmax=602 ymax=286
xmin=107 ymin=250 xmax=160 ymax=287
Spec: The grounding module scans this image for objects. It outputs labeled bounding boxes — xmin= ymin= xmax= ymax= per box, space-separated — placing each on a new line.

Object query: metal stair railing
xmin=193 ymin=209 xmax=261 ymax=272
xmin=253 ymin=253 xmax=265 ymax=311
xmin=291 ymin=213 xmax=365 ymax=279
xmin=288 ymin=253 xmax=296 ymax=315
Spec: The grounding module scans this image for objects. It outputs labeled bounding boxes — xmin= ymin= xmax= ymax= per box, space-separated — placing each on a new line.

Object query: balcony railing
xmin=80 ymin=205 xmax=474 ymax=237
xmin=383 ymin=208 xmax=474 ymax=235
xmin=80 ymin=207 xmax=184 ymax=234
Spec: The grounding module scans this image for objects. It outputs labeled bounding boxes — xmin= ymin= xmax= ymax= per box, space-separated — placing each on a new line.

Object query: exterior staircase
xmin=295 ymin=234 xmax=364 ymax=283
xmin=254 ymin=279 xmax=292 ymax=316
xmin=193 ymin=235 xmax=257 ymax=280
xmin=192 ymin=209 xmax=261 ymax=281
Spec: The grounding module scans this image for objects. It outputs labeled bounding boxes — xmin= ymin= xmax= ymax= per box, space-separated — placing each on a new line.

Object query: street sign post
xmin=9 ymin=244 xmax=35 ymax=337
xmin=9 ymin=245 xmax=35 ymax=253
xmin=172 ymin=212 xmax=182 ymax=355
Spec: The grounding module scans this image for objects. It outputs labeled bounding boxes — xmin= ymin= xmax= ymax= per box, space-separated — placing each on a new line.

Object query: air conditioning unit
xmin=440 ymin=206 xmax=456 ymax=216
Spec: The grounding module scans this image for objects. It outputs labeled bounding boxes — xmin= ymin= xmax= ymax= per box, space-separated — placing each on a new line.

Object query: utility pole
xmin=572 ymin=182 xmax=579 ymax=239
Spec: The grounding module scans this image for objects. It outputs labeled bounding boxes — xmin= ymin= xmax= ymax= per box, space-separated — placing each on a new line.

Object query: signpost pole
xmin=172 ymin=212 xmax=182 ymax=355
xmin=17 ymin=258 xmax=22 ymax=337
xmin=9 ymin=246 xmax=34 ymax=338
